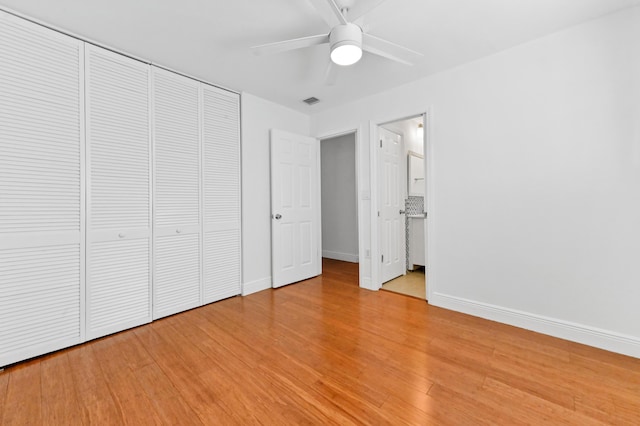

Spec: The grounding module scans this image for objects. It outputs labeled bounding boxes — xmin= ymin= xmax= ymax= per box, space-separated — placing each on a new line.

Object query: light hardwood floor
xmin=381 ymin=268 xmax=426 ymax=300
xmin=1 ymin=258 xmax=639 ymax=425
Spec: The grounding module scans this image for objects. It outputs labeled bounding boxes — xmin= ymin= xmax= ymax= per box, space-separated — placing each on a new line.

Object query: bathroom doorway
xmin=377 ymin=115 xmax=427 ymax=300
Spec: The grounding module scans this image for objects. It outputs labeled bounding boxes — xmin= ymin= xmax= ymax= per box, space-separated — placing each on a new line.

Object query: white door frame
xmin=370 ymin=107 xmax=435 ymax=300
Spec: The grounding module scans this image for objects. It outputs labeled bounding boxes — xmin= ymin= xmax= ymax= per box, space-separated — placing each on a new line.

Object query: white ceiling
xmin=1 ymin=0 xmax=639 ymax=113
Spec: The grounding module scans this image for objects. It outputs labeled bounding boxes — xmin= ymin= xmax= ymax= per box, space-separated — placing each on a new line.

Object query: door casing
xmin=370 ymin=109 xmax=433 ymax=300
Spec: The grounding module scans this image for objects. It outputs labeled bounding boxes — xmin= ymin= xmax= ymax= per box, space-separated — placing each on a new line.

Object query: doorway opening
xmin=320 ymin=131 xmax=359 ymax=270
xmin=377 ymin=115 xmax=427 ymax=300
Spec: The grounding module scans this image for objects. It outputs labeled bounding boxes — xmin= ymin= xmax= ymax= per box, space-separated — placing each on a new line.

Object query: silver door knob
xmin=399 ymin=210 xmax=406 ymax=214
xmin=176 ymin=229 xmax=182 ymax=234
xmin=274 ymin=214 xmax=282 ymax=220
xmin=118 ymin=233 xmax=126 ymax=238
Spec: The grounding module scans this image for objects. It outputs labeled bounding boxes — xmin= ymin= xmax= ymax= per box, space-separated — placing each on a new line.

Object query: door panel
xmin=379 ymin=128 xmax=405 ymax=284
xmin=271 ymin=129 xmax=320 ymax=288
xmin=154 ymin=233 xmax=201 ymax=317
xmin=203 ymin=229 xmax=241 ymax=303
xmin=88 ymin=239 xmax=149 ymax=333
xmin=0 ymin=11 xmax=83 ymax=366
xmin=152 ymin=68 xmax=201 ymax=319
xmin=85 ymin=44 xmax=151 ymax=339
xmin=201 ymin=85 xmax=241 ymax=303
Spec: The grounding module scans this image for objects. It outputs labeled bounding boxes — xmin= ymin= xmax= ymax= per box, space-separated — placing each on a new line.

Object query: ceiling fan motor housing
xmin=330 ymin=23 xmax=363 ymax=65
xmin=330 ymin=22 xmax=363 ymax=50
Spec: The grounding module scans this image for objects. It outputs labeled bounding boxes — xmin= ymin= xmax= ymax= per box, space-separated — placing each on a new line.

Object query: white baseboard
xmin=242 ymin=276 xmax=271 ymax=296
xmin=430 ymin=292 xmax=640 ymax=359
xmin=323 ymin=250 xmax=359 ymax=263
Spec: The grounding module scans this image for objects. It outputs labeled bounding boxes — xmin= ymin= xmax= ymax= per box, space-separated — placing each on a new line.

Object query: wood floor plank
xmin=191 ymin=304 xmax=367 ymax=424
xmin=133 ymin=361 xmax=206 ymax=425
xmin=479 ymin=377 xmax=605 ymax=425
xmin=379 ymin=393 xmax=441 ymax=425
xmin=110 ymin=328 xmax=156 ymax=371
xmin=40 ymin=353 xmax=85 ymax=425
xmin=89 ymin=334 xmax=165 ymax=425
xmin=487 ymin=349 xmax=578 ymax=410
xmin=255 ymin=358 xmax=361 ymax=424
xmin=3 ymin=360 xmax=42 ymax=425
xmin=66 ymin=345 xmax=123 ymax=425
xmin=427 ymin=383 xmax=530 ymax=425
xmin=0 ymin=368 xmax=9 ymax=424
xmin=1 ymin=258 xmax=639 ymax=424
xmin=133 ymin=327 xmax=226 ymax=424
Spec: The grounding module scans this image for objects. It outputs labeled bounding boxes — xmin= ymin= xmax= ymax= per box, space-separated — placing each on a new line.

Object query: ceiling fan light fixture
xmin=330 ymin=23 xmax=363 ymax=66
xmin=331 ymin=43 xmax=362 ymax=66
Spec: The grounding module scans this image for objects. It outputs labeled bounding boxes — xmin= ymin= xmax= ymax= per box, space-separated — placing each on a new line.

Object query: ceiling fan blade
xmin=307 ymin=0 xmax=348 ymax=27
xmin=251 ymin=34 xmax=330 ymax=56
xmin=362 ymin=33 xmax=423 ymax=65
xmin=349 ymin=0 xmax=388 ymax=23
xmin=324 ymin=61 xmax=338 ymax=86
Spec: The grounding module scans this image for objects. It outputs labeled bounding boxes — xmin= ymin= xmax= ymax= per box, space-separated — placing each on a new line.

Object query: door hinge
xmin=377 ymin=211 xmax=380 ymax=217
xmin=381 ymin=254 xmax=384 ymax=263
xmin=380 ymin=139 xmax=382 ymax=148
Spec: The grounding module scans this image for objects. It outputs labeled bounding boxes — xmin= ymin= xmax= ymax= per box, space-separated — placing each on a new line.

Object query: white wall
xmin=321 ymin=133 xmax=359 ymax=262
xmin=311 ymin=7 xmax=640 ymax=357
xmin=406 ymin=123 xmax=423 ymax=157
xmin=240 ymin=93 xmax=310 ymax=295
xmin=383 ymin=118 xmax=424 ymax=157
xmin=383 ymin=118 xmax=425 ymax=197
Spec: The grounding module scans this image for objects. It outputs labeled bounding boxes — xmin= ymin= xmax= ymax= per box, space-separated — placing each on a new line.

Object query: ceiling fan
xmin=251 ymin=0 xmax=422 ymax=83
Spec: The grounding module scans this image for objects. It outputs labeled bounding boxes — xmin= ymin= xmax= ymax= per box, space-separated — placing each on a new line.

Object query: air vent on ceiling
xmin=303 ymin=97 xmax=320 ymax=106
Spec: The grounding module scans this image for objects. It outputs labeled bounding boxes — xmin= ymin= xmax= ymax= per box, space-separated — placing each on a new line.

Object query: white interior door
xmin=152 ymin=68 xmax=201 ymax=319
xmin=85 ymin=45 xmax=151 ymax=339
xmin=270 ymin=129 xmax=321 ymax=288
xmin=0 ymin=12 xmax=84 ymax=366
xmin=379 ymin=127 xmax=405 ymax=284
xmin=201 ymin=84 xmax=241 ymax=303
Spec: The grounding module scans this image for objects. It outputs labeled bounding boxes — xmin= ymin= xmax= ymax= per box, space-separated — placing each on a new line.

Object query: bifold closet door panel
xmin=0 ymin=12 xmax=84 ymax=366
xmin=85 ymin=45 xmax=151 ymax=340
xmin=152 ymin=67 xmax=201 ymax=319
xmin=202 ymin=85 xmax=241 ymax=304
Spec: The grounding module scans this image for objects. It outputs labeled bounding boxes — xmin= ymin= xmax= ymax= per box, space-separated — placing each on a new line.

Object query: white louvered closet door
xmin=152 ymin=68 xmax=201 ymax=319
xmin=0 ymin=12 xmax=84 ymax=367
xmin=85 ymin=45 xmax=151 ymax=339
xmin=202 ymin=85 xmax=241 ymax=303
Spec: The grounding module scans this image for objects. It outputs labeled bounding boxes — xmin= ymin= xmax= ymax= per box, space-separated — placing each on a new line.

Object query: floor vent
xmin=303 ymin=97 xmax=320 ymax=105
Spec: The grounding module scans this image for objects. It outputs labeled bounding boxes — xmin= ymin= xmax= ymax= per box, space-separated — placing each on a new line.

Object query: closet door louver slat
xmin=152 ymin=68 xmax=202 ymax=319
xmin=202 ymin=85 xmax=241 ymax=303
xmin=85 ymin=45 xmax=152 ymax=340
xmin=0 ymin=11 xmax=84 ymax=367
